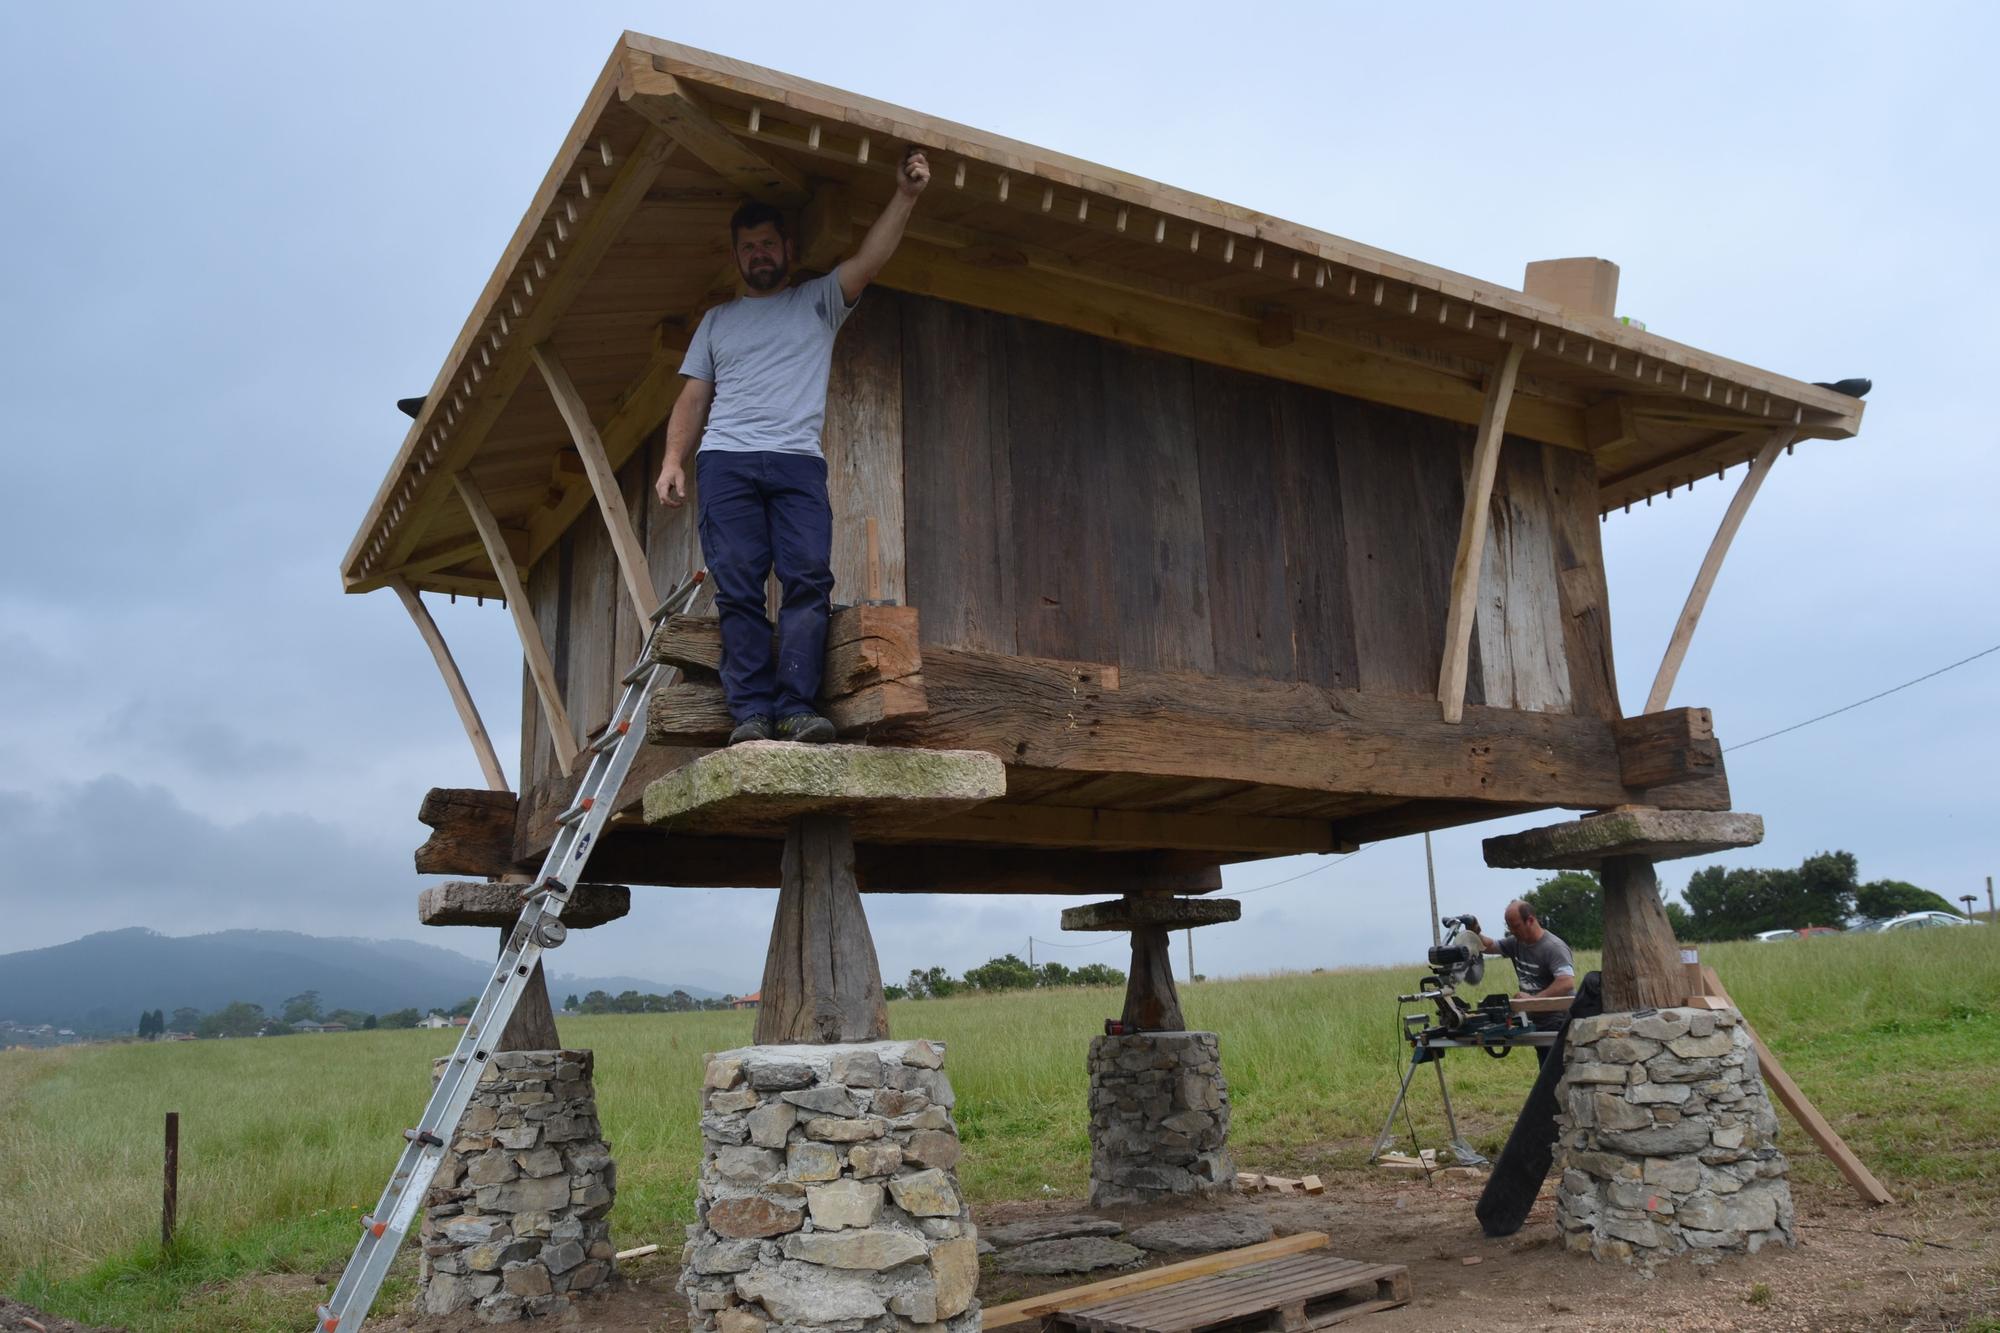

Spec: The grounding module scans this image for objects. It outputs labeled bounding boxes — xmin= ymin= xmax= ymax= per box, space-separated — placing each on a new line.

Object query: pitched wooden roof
xmin=342 ymin=32 xmax=1865 ymax=599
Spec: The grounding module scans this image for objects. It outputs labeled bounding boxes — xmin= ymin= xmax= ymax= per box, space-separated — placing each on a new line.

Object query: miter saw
xmin=1367 ymin=914 xmax=1545 ymax=1168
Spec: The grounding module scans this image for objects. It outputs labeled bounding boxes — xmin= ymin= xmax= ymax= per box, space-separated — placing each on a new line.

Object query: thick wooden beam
xmin=1438 ymin=343 xmax=1526 ymax=723
xmin=617 ymin=51 xmax=810 ymax=206
xmin=756 ymin=815 xmax=889 ymax=1043
xmin=1644 ymin=426 xmax=1793 ymax=713
xmin=389 ymin=578 xmax=509 ymax=792
xmin=416 ymin=787 xmax=519 ymax=876
xmin=529 ymin=343 xmax=659 ymax=620
xmin=918 ymin=803 xmax=1344 ymax=856
xmin=1613 ymin=707 xmax=1721 ymax=790
xmin=1599 ymin=855 xmax=1686 ymax=1012
xmin=456 ymin=474 xmax=579 ymax=776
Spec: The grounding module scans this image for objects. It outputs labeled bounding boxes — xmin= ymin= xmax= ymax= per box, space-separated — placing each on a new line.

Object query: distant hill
xmin=0 ymin=928 xmax=729 ymax=1034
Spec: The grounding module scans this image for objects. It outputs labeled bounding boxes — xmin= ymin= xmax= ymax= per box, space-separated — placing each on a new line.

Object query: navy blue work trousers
xmin=695 ymin=449 xmax=835 ymax=722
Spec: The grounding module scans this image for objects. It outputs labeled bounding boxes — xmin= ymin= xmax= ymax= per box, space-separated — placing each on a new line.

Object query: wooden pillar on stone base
xmin=1060 ymin=893 xmax=1240 ymax=1033
xmin=1599 ymin=855 xmax=1688 ymax=1012
xmin=417 ymin=881 xmax=633 ymax=1051
xmin=755 ymin=814 xmax=890 ymax=1044
xmin=1123 ymin=926 xmax=1185 ymax=1031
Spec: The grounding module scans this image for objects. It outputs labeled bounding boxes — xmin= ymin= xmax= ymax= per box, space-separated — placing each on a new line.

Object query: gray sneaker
xmin=776 ymin=712 xmax=836 ymax=744
xmin=728 ymin=715 xmax=773 ymax=745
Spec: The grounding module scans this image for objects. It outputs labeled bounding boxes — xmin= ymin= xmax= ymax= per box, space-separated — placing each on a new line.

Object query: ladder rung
xmin=557 ymin=796 xmax=595 ymax=826
xmin=361 ymin=1215 xmax=388 ymax=1238
xmin=317 ymin=1305 xmax=340 ymax=1332
xmin=621 ymin=658 xmax=659 ymax=685
xmin=592 ymin=719 xmax=633 ymax=751
xmin=404 ymin=1128 xmax=444 ymax=1147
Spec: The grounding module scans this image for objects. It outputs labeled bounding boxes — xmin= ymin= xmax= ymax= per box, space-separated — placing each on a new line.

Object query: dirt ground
xmin=8 ymin=1175 xmax=1995 ymax=1333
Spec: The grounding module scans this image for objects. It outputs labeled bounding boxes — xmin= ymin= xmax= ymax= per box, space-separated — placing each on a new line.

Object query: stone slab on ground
xmin=980 ymin=1214 xmax=1126 ymax=1248
xmin=641 ymin=742 xmax=1005 ymax=838
xmin=418 ymin=881 xmax=631 ymax=928
xmin=1124 ymin=1211 xmax=1274 ymax=1254
xmin=1483 ymin=810 xmax=1764 ymax=870
xmin=995 ymin=1236 xmax=1146 ymax=1275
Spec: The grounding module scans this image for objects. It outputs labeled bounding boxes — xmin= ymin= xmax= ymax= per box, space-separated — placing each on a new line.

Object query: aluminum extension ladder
xmin=313 ymin=568 xmax=707 ymax=1332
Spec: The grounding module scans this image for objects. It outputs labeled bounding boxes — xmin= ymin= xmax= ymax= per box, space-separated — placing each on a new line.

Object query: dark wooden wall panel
xmin=1191 ymin=364 xmax=1293 ymax=680
xmin=1103 ymin=345 xmax=1213 ymax=674
xmin=1273 ymin=382 xmax=1360 ymax=689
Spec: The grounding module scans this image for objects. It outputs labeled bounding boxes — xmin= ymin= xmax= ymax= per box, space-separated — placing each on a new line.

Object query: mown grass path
xmin=4 ymin=928 xmax=1995 ymax=1331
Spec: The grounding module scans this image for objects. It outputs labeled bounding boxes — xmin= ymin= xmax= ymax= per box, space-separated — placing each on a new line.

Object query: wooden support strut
xmin=1644 ymin=425 xmax=1794 ymax=713
xmin=455 ymin=474 xmax=580 ymax=776
xmin=388 ymin=577 xmax=509 ymax=792
xmin=530 ymin=343 xmax=659 ymax=621
xmin=755 ymin=814 xmax=891 ymax=1044
xmin=1437 ymin=343 xmax=1526 ymax=723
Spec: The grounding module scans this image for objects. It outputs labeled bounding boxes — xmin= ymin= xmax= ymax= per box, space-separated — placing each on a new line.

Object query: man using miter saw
xmin=1471 ymin=900 xmax=1576 ymax=1000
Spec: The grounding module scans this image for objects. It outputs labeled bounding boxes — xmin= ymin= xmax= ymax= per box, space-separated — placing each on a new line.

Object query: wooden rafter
xmin=455 ymin=475 xmax=579 ymax=776
xmin=530 ymin=343 xmax=659 ymax=620
xmin=1436 ymin=344 xmax=1526 ymax=723
xmin=1643 ymin=426 xmax=1794 ymax=713
xmin=389 ymin=577 xmax=509 ymax=792
xmin=616 ymin=50 xmax=809 ymax=206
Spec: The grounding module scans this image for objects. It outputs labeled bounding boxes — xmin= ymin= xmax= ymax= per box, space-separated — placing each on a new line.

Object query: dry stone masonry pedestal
xmin=419 ymin=1050 xmax=619 ymax=1319
xmin=683 ymin=1040 xmax=979 ymax=1333
xmin=1087 ymin=1031 xmax=1234 ymax=1209
xmin=1554 ymin=1007 xmax=1793 ymax=1262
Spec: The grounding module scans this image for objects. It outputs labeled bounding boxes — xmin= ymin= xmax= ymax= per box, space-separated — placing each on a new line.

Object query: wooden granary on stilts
xmin=342 ymin=33 xmax=1867 ymax=1314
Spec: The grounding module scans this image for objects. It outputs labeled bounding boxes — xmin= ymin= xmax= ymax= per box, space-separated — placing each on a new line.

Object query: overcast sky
xmin=1 ymin=3 xmax=1993 ymax=996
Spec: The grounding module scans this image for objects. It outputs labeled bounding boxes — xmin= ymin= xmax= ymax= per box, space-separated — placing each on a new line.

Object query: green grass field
xmin=4 ymin=928 xmax=1997 ymax=1331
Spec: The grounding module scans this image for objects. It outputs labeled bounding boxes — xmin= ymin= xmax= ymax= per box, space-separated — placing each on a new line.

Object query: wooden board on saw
xmin=1053 ymin=1251 xmax=1410 ymax=1333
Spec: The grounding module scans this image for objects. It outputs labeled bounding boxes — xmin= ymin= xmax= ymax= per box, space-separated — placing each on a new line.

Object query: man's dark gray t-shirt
xmin=678 ymin=269 xmax=856 ymax=458
xmin=1499 ymin=930 xmax=1575 ymax=994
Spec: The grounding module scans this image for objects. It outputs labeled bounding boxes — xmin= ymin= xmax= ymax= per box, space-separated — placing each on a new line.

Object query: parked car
xmin=1753 ymin=928 xmax=1801 ymax=942
xmin=1796 ymin=926 xmax=1841 ymax=937
xmin=1873 ymin=911 xmax=1983 ymax=931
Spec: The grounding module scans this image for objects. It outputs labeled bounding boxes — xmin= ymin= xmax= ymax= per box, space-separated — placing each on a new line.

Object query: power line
xmin=1233 ymin=846 xmax=1372 ymax=896
xmin=1726 ymin=642 xmax=2000 ymax=752
xmin=1028 ymin=934 xmax=1117 ymax=950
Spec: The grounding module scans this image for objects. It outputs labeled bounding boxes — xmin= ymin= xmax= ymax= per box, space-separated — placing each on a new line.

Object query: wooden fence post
xmin=162 ymin=1111 xmax=179 ymax=1248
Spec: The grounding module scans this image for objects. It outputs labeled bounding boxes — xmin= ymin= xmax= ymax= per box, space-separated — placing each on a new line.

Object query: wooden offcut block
xmin=1523 ymin=257 xmax=1620 ymax=318
xmin=1614 ymin=707 xmax=1721 ymax=790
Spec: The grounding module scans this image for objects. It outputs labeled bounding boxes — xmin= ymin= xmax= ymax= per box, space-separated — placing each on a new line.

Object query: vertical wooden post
xmin=1437 ymin=344 xmax=1525 ymax=722
xmin=495 ymin=929 xmax=562 ymax=1052
xmin=1644 ymin=426 xmax=1794 ymax=713
xmin=1599 ymin=855 xmax=1687 ymax=1011
xmin=1122 ymin=926 xmax=1186 ymax=1032
xmin=162 ymin=1111 xmax=179 ymax=1248
xmin=755 ymin=815 xmax=890 ymax=1044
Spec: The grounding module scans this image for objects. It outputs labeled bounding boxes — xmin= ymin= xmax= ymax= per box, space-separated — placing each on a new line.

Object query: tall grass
xmin=4 ymin=927 xmax=1996 ymax=1331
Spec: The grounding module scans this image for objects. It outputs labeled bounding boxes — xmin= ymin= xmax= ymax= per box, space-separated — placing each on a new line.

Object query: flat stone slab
xmin=994 ymin=1236 xmax=1145 ymax=1275
xmin=980 ymin=1215 xmax=1125 ymax=1248
xmin=641 ymin=742 xmax=1005 ymax=838
xmin=1125 ymin=1212 xmax=1274 ymax=1254
xmin=418 ymin=881 xmax=631 ymax=928
xmin=1483 ymin=809 xmax=1764 ymax=870
xmin=1061 ymin=896 xmax=1241 ymax=932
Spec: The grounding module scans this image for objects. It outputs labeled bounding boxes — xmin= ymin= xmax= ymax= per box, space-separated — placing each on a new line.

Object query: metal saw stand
xmin=1368 ymin=1030 xmax=1556 ymax=1168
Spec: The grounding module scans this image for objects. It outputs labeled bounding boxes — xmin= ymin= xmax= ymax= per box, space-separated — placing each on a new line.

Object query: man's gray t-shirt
xmin=679 ymin=269 xmax=856 ymax=458
xmin=1499 ymin=931 xmax=1575 ymax=994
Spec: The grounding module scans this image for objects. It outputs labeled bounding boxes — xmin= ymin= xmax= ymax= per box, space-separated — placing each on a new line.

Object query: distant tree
xmin=920 ymin=966 xmax=959 ymax=999
xmin=1034 ymin=962 xmax=1075 ymax=988
xmin=1522 ymin=871 xmax=1605 ymax=950
xmin=136 ymin=1011 xmax=156 ymax=1039
xmin=564 ymin=994 xmax=580 ymax=1012
xmin=197 ymin=1001 xmax=267 ymax=1039
xmin=1682 ymin=850 xmax=1859 ymax=939
xmin=323 ymin=1009 xmax=370 ymax=1030
xmin=1854 ymin=879 xmax=1956 ymax=921
xmin=964 ymin=954 xmax=1037 ymax=991
xmin=580 ymin=990 xmax=613 ymax=1014
xmin=379 ymin=1008 xmax=421 ymax=1029
xmin=449 ymin=995 xmax=479 ymax=1018
xmin=613 ymin=990 xmax=644 ymax=1014
xmin=903 ymin=969 xmax=931 ymax=1000
xmin=1071 ymin=963 xmax=1126 ymax=988
xmin=170 ymin=1007 xmax=202 ymax=1034
xmin=362 ymin=1013 xmax=378 ymax=1030
xmin=884 ymin=983 xmax=908 ymax=1001
xmin=1664 ymin=901 xmax=1693 ymax=938
xmin=281 ymin=991 xmax=323 ymax=1025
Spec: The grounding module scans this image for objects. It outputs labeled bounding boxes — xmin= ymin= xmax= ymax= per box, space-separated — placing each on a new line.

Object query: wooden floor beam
xmin=1644 ymin=426 xmax=1793 ymax=713
xmin=389 ymin=578 xmax=509 ymax=792
xmin=530 ymin=342 xmax=659 ymax=621
xmin=1437 ymin=343 xmax=1525 ymax=723
xmin=456 ymin=475 xmax=579 ymax=776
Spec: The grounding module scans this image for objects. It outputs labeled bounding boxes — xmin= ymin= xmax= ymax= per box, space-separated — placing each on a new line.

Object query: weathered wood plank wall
xmin=520 ymin=287 xmax=1619 ymax=789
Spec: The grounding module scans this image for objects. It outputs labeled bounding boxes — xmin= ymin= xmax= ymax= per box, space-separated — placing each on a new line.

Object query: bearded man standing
xmin=656 ymin=148 xmax=930 ymax=744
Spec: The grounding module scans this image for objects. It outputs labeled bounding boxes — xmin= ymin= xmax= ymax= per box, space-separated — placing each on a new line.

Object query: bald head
xmin=1504 ymin=899 xmax=1544 ymax=945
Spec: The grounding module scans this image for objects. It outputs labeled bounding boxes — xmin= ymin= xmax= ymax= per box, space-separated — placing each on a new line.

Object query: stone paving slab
xmin=980 ymin=1215 xmax=1126 ymax=1248
xmin=1124 ymin=1211 xmax=1274 ymax=1254
xmin=642 ymin=742 xmax=1005 ymax=838
xmin=994 ymin=1236 xmax=1146 ymax=1275
xmin=1483 ymin=809 xmax=1764 ymax=870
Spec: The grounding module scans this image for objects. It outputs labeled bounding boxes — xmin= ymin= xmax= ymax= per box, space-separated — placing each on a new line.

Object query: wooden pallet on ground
xmin=1053 ymin=1252 xmax=1411 ymax=1333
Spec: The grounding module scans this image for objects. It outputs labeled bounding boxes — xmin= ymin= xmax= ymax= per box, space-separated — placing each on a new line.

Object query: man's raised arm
xmin=836 ymin=147 xmax=930 ymax=304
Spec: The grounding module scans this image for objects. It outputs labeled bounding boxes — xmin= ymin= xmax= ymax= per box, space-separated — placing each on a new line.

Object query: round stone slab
xmin=994 ymin=1236 xmax=1145 ymax=1275
xmin=980 ymin=1215 xmax=1125 ymax=1248
xmin=1482 ymin=809 xmax=1764 ymax=871
xmin=1060 ymin=896 xmax=1241 ymax=932
xmin=418 ymin=881 xmax=631 ymax=928
xmin=641 ymin=742 xmax=1006 ymax=838
xmin=1125 ymin=1212 xmax=1274 ymax=1254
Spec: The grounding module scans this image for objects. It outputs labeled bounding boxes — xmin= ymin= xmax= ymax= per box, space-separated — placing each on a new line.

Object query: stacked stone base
xmin=1555 ymin=1007 xmax=1794 ymax=1263
xmin=683 ymin=1040 xmax=979 ymax=1333
xmin=1088 ymin=1031 xmax=1233 ymax=1209
xmin=420 ymin=1049 xmax=619 ymax=1320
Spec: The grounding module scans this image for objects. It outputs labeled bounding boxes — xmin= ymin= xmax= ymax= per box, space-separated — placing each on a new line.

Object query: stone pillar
xmin=1087 ymin=1030 xmax=1234 ymax=1209
xmin=682 ymin=1040 xmax=979 ymax=1333
xmin=419 ymin=1050 xmax=620 ymax=1319
xmin=1554 ymin=1007 xmax=1794 ymax=1263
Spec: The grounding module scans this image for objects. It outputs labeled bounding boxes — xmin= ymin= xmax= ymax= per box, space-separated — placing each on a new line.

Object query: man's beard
xmin=742 ymin=257 xmax=787 ymax=292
